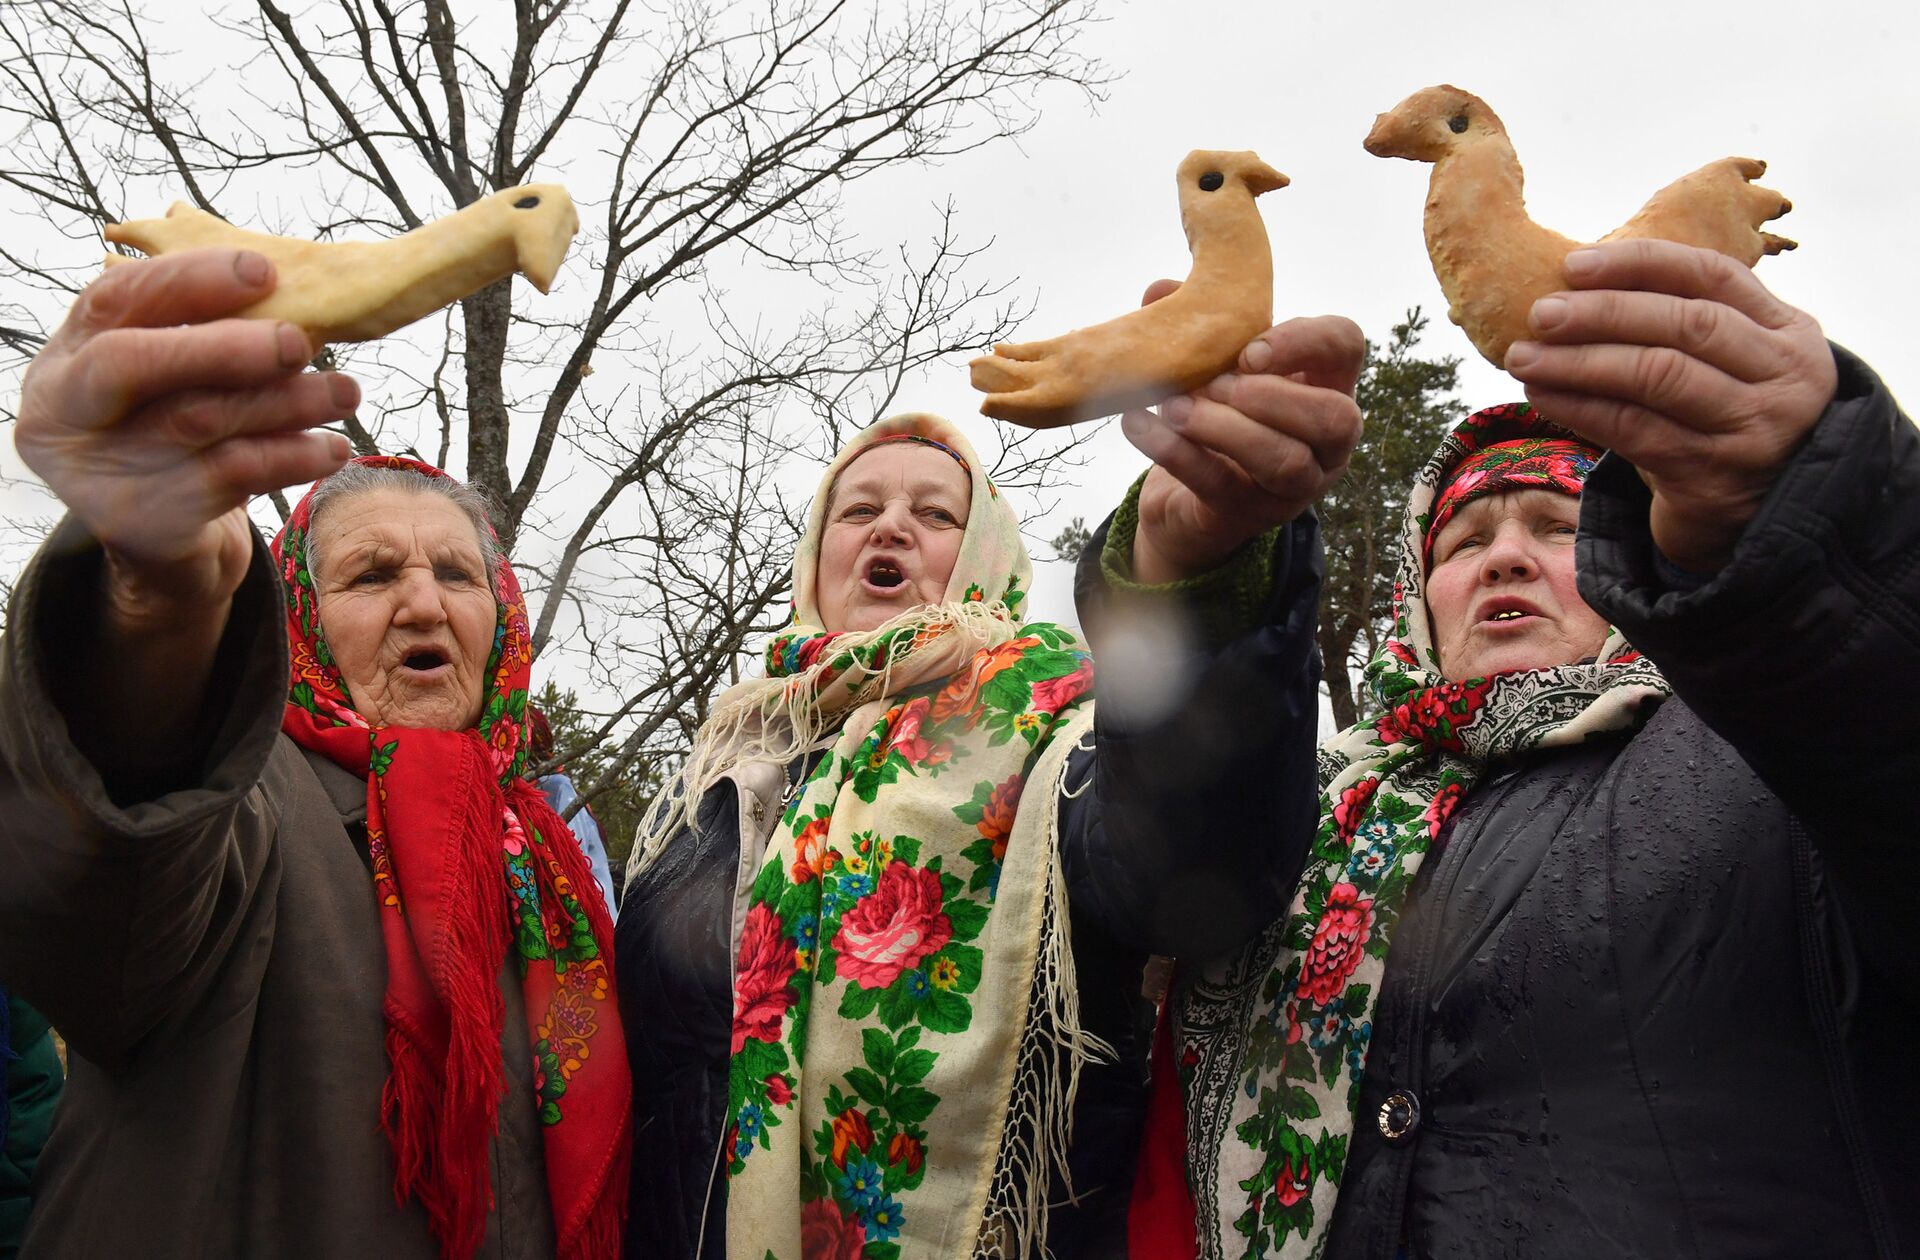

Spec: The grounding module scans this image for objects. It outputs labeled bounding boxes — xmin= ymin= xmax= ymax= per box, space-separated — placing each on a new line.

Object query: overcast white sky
xmin=5 ymin=0 xmax=1916 ymax=645
xmin=872 ymin=0 xmax=1920 ymax=622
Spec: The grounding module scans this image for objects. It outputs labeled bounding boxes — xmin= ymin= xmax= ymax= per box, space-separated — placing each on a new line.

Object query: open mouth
xmin=402 ymin=648 xmax=450 ymax=672
xmin=1487 ymin=610 xmax=1529 ymax=622
xmin=866 ymin=559 xmax=906 ymax=590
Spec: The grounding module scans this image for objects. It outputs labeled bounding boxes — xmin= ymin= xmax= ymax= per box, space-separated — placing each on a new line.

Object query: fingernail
xmin=1564 ymin=249 xmax=1601 ymax=279
xmin=1161 ymin=396 xmax=1192 ymax=430
xmin=234 ymin=251 xmax=271 ymax=287
xmin=1505 ymin=341 xmax=1541 ymax=371
xmin=1241 ymin=337 xmax=1273 ymax=372
xmin=329 ymin=373 xmax=360 ymax=409
xmin=276 ymin=323 xmax=310 ymax=368
xmin=1531 ymin=297 xmax=1569 ymax=331
xmin=326 ymin=433 xmax=351 ymax=461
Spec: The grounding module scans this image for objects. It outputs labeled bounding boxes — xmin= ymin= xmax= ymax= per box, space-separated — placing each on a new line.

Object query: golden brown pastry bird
xmin=969 ymin=149 xmax=1287 ymax=429
xmin=102 ymin=183 xmax=579 ymax=345
xmin=1364 ymin=85 xmax=1795 ymax=366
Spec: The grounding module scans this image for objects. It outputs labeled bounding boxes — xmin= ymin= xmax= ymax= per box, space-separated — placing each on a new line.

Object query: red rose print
xmin=888 ymin=1130 xmax=925 ymax=1175
xmin=731 ymin=902 xmax=798 ymax=1053
xmin=931 ymin=637 xmax=1040 ymax=724
xmin=830 ymin=1108 xmax=874 ymax=1168
xmin=1423 ymin=782 xmax=1466 ymax=839
xmin=791 ymin=815 xmax=831 ymax=884
xmin=1375 ymin=678 xmax=1493 ymax=750
xmin=765 ymin=1074 xmax=793 ymax=1106
xmin=882 ymin=695 xmax=948 ymax=766
xmin=1296 ymin=883 xmax=1375 ymax=1006
xmin=832 ymin=861 xmax=953 ymax=990
xmin=1029 ymin=655 xmax=1093 ymax=715
xmin=1331 ymin=776 xmax=1380 ymax=843
xmin=801 ymin=1196 xmax=866 ymax=1260
xmin=977 ymin=774 xmax=1022 ymax=863
xmin=1274 ymin=1152 xmax=1313 ymax=1209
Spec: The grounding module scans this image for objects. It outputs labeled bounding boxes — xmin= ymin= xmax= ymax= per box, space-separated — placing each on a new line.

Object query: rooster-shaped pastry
xmin=1365 ymin=86 xmax=1795 ymax=366
xmin=102 ymin=184 xmax=579 ymax=345
xmin=970 ymin=149 xmax=1287 ymax=429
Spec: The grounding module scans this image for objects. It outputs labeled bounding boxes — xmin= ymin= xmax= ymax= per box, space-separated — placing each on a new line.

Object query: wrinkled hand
xmin=1121 ymin=281 xmax=1364 ymax=583
xmin=15 ymin=249 xmax=355 ymax=628
xmin=1505 ymin=239 xmax=1836 ymax=573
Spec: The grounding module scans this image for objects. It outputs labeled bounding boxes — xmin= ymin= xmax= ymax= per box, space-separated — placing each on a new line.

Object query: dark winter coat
xmin=1317 ymin=348 xmax=1920 ymax=1258
xmin=0 ymin=524 xmax=563 ymax=1260
xmin=616 ymin=515 xmax=1329 ymax=1259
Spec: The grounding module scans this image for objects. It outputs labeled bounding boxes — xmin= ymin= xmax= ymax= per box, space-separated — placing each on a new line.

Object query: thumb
xmin=1140 ymin=278 xmax=1182 ymax=307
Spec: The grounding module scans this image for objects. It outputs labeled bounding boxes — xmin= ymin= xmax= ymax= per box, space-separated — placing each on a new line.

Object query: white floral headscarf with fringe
xmin=645 ymin=414 xmax=1103 ymax=1260
xmin=1170 ymin=403 xmax=1672 ymax=1259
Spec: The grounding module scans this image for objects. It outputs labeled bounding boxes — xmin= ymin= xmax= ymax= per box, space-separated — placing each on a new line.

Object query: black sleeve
xmin=1577 ymin=344 xmax=1920 ymax=993
xmin=1057 ymin=512 xmax=1325 ymax=959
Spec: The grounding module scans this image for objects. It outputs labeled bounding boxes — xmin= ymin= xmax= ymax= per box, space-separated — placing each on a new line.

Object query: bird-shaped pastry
xmin=970 ymin=150 xmax=1287 ymax=429
xmin=102 ymin=184 xmax=580 ymax=345
xmin=1364 ymin=85 xmax=1795 ymax=367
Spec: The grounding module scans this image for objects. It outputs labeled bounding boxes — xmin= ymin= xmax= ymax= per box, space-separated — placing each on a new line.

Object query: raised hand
xmin=1504 ymin=239 xmax=1836 ymax=573
xmin=16 ymin=248 xmax=355 ymax=628
xmin=1120 ymin=281 xmax=1364 ymax=584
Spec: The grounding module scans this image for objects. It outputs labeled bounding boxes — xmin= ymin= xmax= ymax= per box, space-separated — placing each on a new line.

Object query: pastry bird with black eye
xmin=102 ymin=184 xmax=580 ymax=345
xmin=1365 ymin=85 xmax=1795 ymax=367
xmin=970 ymin=149 xmax=1287 ymax=429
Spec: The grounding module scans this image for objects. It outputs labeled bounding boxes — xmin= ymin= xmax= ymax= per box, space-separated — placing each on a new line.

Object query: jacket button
xmin=1377 ymin=1089 xmax=1421 ymax=1145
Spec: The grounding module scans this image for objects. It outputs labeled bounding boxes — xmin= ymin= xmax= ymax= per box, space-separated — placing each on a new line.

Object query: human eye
xmin=350 ymin=567 xmax=389 ymax=587
xmin=841 ymin=502 xmax=877 ymax=520
xmin=923 ymin=505 xmax=960 ymax=525
xmin=437 ymin=564 xmax=476 ymax=584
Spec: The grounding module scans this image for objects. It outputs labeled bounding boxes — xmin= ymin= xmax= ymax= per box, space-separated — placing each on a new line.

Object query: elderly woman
xmin=617 ymin=309 xmax=1368 ymax=1259
xmin=1134 ymin=241 xmax=1920 ymax=1258
xmin=0 ymin=251 xmax=627 ymax=1260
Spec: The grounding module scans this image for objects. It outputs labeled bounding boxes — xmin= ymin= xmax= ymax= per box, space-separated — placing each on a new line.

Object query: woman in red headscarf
xmin=0 ymin=249 xmax=626 ymax=1260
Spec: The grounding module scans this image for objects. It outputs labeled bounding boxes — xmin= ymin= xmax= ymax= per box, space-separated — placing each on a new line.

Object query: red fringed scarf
xmin=272 ymin=456 xmax=629 ymax=1260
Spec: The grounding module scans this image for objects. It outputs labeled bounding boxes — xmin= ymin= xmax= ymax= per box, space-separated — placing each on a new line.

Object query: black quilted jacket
xmin=1316 ymin=348 xmax=1920 ymax=1259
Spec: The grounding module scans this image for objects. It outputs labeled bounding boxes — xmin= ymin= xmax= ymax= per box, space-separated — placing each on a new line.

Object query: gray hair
xmin=305 ymin=462 xmax=501 ymax=592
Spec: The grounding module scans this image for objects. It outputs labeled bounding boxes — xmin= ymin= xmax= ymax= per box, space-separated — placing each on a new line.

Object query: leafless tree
xmin=0 ymin=0 xmax=1108 ymax=823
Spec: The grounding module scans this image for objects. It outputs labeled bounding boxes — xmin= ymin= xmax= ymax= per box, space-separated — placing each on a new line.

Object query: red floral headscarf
xmin=1424 ymin=430 xmax=1601 ymax=558
xmin=272 ymin=456 xmax=628 ymax=1260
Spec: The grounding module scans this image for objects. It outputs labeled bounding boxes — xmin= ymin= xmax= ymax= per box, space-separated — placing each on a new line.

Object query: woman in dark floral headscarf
xmin=1153 ymin=241 xmax=1920 ymax=1259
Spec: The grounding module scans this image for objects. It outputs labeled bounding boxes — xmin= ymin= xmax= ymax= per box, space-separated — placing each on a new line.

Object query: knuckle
xmin=158 ymin=391 xmax=228 ymax=446
xmin=1675 ymin=298 xmax=1722 ymax=353
xmin=1254 ymin=440 xmax=1315 ymax=500
xmin=1632 ymin=347 xmax=1693 ymax=406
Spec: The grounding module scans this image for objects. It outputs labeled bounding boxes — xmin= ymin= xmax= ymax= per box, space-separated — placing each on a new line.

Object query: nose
xmin=390 ymin=569 xmax=450 ymax=626
xmin=869 ymin=499 xmax=914 ymax=546
xmin=1479 ymin=522 xmax=1537 ymax=581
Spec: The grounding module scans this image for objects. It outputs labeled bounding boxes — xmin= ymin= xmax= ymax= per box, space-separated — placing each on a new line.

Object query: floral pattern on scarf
xmin=718 ymin=415 xmax=1096 ymax=1260
xmin=1171 ymin=405 xmax=1671 ymax=1259
xmin=274 ymin=456 xmax=628 ymax=1260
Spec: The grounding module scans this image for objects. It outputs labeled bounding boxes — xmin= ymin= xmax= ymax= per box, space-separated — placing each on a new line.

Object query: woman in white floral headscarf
xmin=616 ymin=304 xmax=1369 ymax=1260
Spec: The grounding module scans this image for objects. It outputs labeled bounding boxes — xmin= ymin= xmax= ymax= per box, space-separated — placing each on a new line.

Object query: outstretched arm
xmin=1508 ymin=239 xmax=1920 ymax=993
xmin=1060 ymin=310 xmax=1364 ymax=959
xmin=13 ymin=248 xmax=353 ymax=788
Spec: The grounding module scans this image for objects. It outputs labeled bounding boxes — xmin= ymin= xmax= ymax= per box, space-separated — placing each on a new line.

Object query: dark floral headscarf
xmin=1425 ymin=432 xmax=1601 ymax=556
xmin=1164 ymin=404 xmax=1670 ymax=1260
